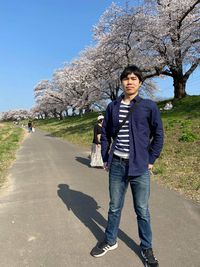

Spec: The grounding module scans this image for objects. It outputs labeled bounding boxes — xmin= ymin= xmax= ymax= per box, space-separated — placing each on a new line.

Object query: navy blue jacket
xmin=101 ymin=94 xmax=164 ymax=176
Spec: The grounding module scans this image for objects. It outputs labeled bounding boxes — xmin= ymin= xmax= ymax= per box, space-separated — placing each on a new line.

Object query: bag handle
xmin=113 ymin=98 xmax=142 ymax=140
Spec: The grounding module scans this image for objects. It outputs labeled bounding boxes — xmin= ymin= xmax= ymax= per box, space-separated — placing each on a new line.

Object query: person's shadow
xmin=57 ymin=184 xmax=143 ymax=262
xmin=75 ymin=156 xmax=91 ymax=167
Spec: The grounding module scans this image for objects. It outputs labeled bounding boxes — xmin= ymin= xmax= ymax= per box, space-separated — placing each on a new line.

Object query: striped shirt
xmin=114 ymin=101 xmax=130 ymax=159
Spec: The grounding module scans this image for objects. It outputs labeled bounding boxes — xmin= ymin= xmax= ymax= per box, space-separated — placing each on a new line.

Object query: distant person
xmin=163 ymin=101 xmax=173 ymax=110
xmin=27 ymin=121 xmax=32 ymax=133
xmin=90 ymin=65 xmax=164 ymax=267
xmin=90 ymin=115 xmax=104 ymax=168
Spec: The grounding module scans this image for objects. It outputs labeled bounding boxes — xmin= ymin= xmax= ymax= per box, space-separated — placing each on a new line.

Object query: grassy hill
xmin=33 ymin=95 xmax=200 ymax=202
xmin=155 ymin=96 xmax=200 ymax=201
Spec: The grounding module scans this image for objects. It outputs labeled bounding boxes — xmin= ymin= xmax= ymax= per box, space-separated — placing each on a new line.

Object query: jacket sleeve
xmin=101 ymin=104 xmax=112 ymax=162
xmin=149 ymin=103 xmax=164 ymax=164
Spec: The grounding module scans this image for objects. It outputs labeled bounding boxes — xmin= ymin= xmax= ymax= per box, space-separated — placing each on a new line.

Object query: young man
xmin=90 ymin=65 xmax=164 ymax=267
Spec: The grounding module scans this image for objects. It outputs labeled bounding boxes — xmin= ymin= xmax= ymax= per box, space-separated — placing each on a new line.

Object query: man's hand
xmin=103 ymin=162 xmax=109 ymax=171
xmin=148 ymin=164 xmax=153 ymax=175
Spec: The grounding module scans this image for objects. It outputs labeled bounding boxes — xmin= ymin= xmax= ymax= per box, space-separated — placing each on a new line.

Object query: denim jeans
xmin=105 ymin=157 xmax=152 ymax=249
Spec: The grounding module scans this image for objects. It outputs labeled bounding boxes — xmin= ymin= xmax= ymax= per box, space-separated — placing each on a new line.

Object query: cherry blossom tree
xmin=34 ymin=79 xmax=67 ymax=119
xmin=92 ymin=3 xmax=158 ymax=100
xmin=131 ymin=0 xmax=200 ymax=98
xmin=53 ymin=53 xmax=103 ymax=114
xmin=32 ymin=0 xmax=199 ymax=113
xmin=93 ymin=0 xmax=200 ymax=99
xmin=1 ymin=109 xmax=30 ymax=121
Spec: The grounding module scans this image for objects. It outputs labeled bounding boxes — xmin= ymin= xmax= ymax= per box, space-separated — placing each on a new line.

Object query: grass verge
xmin=0 ymin=123 xmax=25 ymax=187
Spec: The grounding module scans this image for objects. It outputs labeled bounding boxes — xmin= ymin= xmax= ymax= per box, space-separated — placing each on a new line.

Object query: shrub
xmin=179 ymin=132 xmax=199 ymax=142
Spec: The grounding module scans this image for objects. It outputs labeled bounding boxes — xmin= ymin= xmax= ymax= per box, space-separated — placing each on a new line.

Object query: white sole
xmin=93 ymin=242 xmax=118 ymax=258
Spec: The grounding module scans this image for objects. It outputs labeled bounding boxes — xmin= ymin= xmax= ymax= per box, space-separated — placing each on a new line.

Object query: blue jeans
xmin=105 ymin=157 xmax=152 ymax=249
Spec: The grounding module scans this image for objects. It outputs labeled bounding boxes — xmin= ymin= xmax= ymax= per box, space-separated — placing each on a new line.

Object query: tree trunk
xmin=84 ymin=105 xmax=91 ymax=113
xmin=59 ymin=112 xmax=63 ymax=120
xmin=110 ymin=87 xmax=120 ymax=101
xmin=52 ymin=108 xmax=57 ymax=118
xmin=173 ymin=75 xmax=187 ymax=99
xmin=172 ymin=67 xmax=187 ymax=99
xmin=44 ymin=112 xmax=48 ymax=119
xmin=72 ymin=107 xmax=76 ymax=116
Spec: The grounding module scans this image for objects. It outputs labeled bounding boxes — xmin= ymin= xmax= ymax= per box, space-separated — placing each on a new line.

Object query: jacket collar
xmin=114 ymin=93 xmax=142 ymax=104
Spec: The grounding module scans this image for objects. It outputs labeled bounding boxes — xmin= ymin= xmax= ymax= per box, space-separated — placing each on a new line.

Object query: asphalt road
xmin=0 ymin=129 xmax=199 ymax=267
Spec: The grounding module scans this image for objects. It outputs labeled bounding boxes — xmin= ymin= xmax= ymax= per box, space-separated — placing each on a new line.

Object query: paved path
xmin=0 ymin=130 xmax=199 ymax=267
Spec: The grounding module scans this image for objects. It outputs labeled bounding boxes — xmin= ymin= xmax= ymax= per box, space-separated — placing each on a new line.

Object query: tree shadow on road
xmin=57 ymin=184 xmax=143 ymax=262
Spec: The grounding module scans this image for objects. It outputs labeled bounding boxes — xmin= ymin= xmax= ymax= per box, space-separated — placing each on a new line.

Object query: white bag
xmin=32 ymin=127 xmax=35 ymax=132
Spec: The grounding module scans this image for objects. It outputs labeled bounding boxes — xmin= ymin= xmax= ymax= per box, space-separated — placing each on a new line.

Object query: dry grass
xmin=0 ymin=123 xmax=24 ymax=186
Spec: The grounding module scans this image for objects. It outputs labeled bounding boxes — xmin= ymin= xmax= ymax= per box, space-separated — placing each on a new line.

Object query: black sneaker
xmin=90 ymin=241 xmax=118 ymax=257
xmin=141 ymin=248 xmax=159 ymax=267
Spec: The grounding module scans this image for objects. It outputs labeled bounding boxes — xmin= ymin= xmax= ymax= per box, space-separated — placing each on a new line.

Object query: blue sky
xmin=0 ymin=0 xmax=199 ymax=112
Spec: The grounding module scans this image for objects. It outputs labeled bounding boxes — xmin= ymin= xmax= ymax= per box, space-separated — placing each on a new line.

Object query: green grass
xmin=33 ymin=95 xmax=200 ymax=202
xmin=35 ymin=113 xmax=96 ymax=147
xmin=151 ymin=95 xmax=200 ymax=201
xmin=0 ymin=123 xmax=24 ymax=186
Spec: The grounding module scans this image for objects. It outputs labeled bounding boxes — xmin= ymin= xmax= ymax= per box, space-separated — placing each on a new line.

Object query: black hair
xmin=120 ymin=65 xmax=143 ymax=83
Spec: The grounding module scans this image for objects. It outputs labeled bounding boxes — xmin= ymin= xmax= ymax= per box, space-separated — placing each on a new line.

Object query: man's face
xmin=122 ymin=73 xmax=142 ymax=97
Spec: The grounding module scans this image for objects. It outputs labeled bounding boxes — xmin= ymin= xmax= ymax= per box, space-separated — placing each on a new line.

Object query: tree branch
xmin=183 ymin=59 xmax=200 ymax=81
xmin=179 ymin=0 xmax=200 ymax=28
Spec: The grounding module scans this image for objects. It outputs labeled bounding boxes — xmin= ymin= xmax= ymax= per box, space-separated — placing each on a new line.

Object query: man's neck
xmin=123 ymin=93 xmax=138 ymax=104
